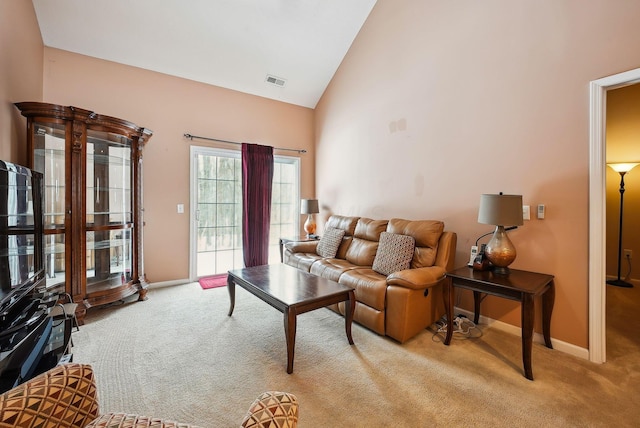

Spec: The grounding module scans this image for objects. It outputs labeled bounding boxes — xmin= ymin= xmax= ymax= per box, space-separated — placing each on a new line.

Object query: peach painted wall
xmin=315 ymin=0 xmax=640 ymax=348
xmin=39 ymin=48 xmax=315 ymax=283
xmin=0 ymin=0 xmax=43 ymax=164
xmin=606 ymin=84 xmax=640 ymax=282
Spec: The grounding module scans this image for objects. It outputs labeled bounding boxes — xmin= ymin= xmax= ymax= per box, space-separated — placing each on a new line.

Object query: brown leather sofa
xmin=284 ymin=215 xmax=457 ymax=343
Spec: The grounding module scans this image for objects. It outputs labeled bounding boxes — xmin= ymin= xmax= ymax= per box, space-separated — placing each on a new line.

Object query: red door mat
xmin=199 ymin=274 xmax=227 ymax=290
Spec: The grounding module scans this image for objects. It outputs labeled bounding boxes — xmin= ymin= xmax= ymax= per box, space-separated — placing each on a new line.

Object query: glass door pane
xmin=269 ymin=158 xmax=299 ymax=262
xmin=86 ymin=130 xmax=133 ymax=291
xmin=195 ymin=151 xmax=243 ymax=277
xmin=32 ymin=122 xmax=66 ymax=289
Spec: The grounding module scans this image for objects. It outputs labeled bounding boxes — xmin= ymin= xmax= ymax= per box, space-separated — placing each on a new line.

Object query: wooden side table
xmin=444 ymin=266 xmax=555 ymax=380
xmin=279 ymin=236 xmax=319 ymax=262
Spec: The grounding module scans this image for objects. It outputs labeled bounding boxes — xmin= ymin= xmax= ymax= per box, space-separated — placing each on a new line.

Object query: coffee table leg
xmin=284 ymin=307 xmax=297 ymax=374
xmin=345 ymin=290 xmax=355 ymax=345
xmin=227 ymin=276 xmax=235 ymax=316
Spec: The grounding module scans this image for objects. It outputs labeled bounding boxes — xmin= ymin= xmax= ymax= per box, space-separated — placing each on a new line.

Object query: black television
xmin=0 ymin=160 xmax=47 ymax=392
xmin=0 ymin=160 xmax=44 ymax=319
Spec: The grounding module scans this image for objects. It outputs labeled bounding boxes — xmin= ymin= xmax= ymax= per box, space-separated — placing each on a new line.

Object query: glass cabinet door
xmin=32 ymin=122 xmax=66 ymax=290
xmin=85 ymin=129 xmax=133 ymax=291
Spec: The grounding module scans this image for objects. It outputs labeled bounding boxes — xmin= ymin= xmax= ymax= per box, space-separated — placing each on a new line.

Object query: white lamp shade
xmin=478 ymin=194 xmax=524 ymax=227
xmin=300 ymin=199 xmax=319 ymax=214
xmin=607 ymin=162 xmax=640 ymax=173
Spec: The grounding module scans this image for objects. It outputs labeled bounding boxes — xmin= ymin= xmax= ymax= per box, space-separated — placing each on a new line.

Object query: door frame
xmin=589 ymin=67 xmax=640 ymax=363
xmin=188 ymin=145 xmax=302 ymax=281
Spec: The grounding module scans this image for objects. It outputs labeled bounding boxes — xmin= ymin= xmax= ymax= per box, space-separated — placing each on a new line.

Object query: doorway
xmin=188 ymin=145 xmax=300 ymax=281
xmin=589 ymin=67 xmax=640 ymax=363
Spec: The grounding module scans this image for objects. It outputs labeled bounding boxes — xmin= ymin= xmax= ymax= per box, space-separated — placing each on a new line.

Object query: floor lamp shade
xmin=301 ymin=199 xmax=319 ymax=237
xmin=607 ymin=162 xmax=639 ymax=287
xmin=478 ymin=193 xmax=524 ymax=274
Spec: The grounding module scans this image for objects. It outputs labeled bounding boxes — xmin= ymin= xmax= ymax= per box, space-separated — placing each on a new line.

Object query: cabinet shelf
xmin=0 ymin=226 xmax=37 ymax=234
xmin=0 ymin=245 xmax=37 ymax=257
xmin=87 ymin=153 xmax=131 ymax=166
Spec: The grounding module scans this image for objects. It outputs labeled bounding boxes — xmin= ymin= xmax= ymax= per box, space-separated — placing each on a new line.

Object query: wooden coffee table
xmin=227 ymin=264 xmax=355 ymax=374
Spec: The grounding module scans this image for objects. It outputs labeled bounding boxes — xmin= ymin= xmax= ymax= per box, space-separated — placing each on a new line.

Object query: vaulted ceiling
xmin=32 ymin=0 xmax=377 ymax=108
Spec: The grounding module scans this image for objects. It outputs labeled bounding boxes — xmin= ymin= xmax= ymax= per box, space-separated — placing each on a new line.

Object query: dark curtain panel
xmin=241 ymin=143 xmax=274 ymax=267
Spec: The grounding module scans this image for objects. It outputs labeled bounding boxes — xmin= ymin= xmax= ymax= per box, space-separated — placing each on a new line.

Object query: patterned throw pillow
xmin=372 ymin=232 xmax=416 ymax=275
xmin=316 ymin=227 xmax=346 ymax=258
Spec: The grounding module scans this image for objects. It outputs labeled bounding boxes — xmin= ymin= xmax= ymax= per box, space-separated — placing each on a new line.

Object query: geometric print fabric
xmin=0 ymin=363 xmax=99 ymax=428
xmin=372 ymin=232 xmax=416 ymax=276
xmin=1 ymin=363 xmax=298 ymax=427
xmin=316 ymin=227 xmax=346 ymax=258
xmin=241 ymin=391 xmax=299 ymax=428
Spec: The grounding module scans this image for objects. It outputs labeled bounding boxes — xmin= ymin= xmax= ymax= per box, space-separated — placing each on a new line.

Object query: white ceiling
xmin=32 ymin=0 xmax=377 ymax=109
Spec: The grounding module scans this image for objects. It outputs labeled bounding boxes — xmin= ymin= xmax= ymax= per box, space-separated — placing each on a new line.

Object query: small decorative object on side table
xmin=444 ymin=266 xmax=555 ymax=380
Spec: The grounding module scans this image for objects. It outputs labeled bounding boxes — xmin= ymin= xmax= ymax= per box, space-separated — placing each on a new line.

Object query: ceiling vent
xmin=266 ymin=75 xmax=286 ymax=87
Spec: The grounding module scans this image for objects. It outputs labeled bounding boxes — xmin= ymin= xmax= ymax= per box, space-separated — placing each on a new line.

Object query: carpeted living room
xmin=67 ymin=280 xmax=640 ymax=426
xmin=2 ymin=1 xmax=640 ymax=427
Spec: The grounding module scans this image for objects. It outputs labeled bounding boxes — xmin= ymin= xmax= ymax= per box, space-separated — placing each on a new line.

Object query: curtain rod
xmin=184 ymin=133 xmax=307 ymax=154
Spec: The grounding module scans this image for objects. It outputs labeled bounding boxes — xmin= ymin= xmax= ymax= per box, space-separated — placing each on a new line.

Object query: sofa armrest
xmin=0 ymin=363 xmax=99 ymax=428
xmin=386 ymin=266 xmax=446 ymax=290
xmin=241 ymin=391 xmax=298 ymax=428
xmin=285 ymin=240 xmax=319 ymax=254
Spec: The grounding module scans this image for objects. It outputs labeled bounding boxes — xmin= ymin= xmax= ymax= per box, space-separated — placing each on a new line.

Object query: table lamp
xmin=478 ymin=193 xmax=524 ymax=275
xmin=301 ymin=199 xmax=319 ymax=238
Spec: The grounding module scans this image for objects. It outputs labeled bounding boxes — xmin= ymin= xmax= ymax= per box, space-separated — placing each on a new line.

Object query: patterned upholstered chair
xmin=0 ymin=363 xmax=298 ymax=428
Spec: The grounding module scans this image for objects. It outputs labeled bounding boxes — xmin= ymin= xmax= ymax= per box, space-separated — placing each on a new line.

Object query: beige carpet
xmin=72 ymin=282 xmax=640 ymax=427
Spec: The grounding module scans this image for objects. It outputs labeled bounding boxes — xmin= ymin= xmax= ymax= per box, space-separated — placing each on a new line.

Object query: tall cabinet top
xmin=15 ymin=102 xmax=153 ymax=142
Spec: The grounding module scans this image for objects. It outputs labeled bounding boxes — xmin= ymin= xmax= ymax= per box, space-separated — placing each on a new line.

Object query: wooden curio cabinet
xmin=15 ymin=102 xmax=153 ymax=323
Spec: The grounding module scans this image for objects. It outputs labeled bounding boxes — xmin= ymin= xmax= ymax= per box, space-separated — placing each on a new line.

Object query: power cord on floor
xmin=624 ymin=253 xmax=633 ymax=282
xmin=430 ymin=314 xmax=482 ymax=342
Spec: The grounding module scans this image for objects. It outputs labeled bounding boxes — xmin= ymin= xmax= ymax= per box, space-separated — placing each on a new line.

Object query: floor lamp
xmin=607 ymin=162 xmax=639 ymax=288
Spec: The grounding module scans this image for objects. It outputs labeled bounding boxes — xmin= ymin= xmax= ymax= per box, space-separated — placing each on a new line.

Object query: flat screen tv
xmin=0 ymin=160 xmax=44 ymax=321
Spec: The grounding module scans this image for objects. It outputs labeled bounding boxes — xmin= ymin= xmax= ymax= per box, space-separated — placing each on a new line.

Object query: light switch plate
xmin=523 ymin=205 xmax=530 ymax=220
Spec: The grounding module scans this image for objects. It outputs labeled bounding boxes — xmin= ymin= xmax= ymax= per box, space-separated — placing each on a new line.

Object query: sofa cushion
xmin=372 ymin=232 xmax=416 ymax=275
xmin=310 ymin=258 xmax=359 ymax=282
xmin=241 ymin=391 xmax=299 ymax=428
xmin=339 ymin=268 xmax=388 ymax=311
xmin=316 ymin=227 xmax=346 ymax=258
xmin=387 ymin=219 xmax=444 ymax=268
xmin=325 ymin=215 xmax=360 ymax=258
xmin=325 ymin=215 xmax=360 ymax=236
xmin=0 ymin=363 xmax=99 ymax=428
xmin=345 ymin=218 xmax=388 ymax=266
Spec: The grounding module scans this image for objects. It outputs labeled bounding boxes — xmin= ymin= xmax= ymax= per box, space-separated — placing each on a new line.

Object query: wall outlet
xmin=624 ymin=249 xmax=633 ymax=259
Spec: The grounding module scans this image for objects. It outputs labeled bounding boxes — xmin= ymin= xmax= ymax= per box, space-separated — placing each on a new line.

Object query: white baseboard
xmin=147 ymin=279 xmax=191 ymax=289
xmin=454 ymin=307 xmax=589 ymax=360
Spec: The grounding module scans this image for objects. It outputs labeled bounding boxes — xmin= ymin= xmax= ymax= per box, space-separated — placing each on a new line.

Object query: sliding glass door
xmin=190 ymin=146 xmax=299 ymax=279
